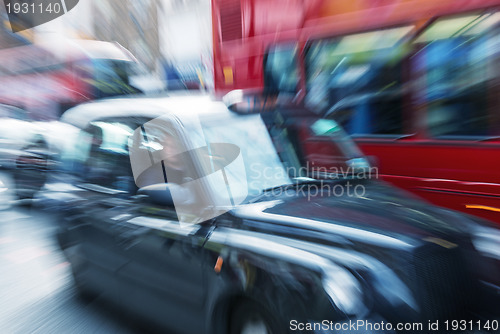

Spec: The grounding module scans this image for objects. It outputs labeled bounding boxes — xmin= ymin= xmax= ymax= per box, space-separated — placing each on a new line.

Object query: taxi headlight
xmin=472 ymin=226 xmax=500 ymax=260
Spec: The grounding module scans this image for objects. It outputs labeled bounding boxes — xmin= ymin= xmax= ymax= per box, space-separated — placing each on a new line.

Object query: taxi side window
xmin=83 ymin=121 xmax=136 ymax=192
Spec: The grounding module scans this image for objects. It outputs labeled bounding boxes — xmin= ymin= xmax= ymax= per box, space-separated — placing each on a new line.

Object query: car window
xmin=128 ymin=116 xmax=198 ymax=188
xmin=59 ymin=120 xmax=137 ymax=193
xmin=128 ymin=116 xmax=212 ymax=223
xmin=82 ymin=121 xmax=136 ymax=191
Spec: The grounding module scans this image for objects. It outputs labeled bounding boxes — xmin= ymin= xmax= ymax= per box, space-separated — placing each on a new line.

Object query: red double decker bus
xmin=212 ymin=0 xmax=500 ymax=223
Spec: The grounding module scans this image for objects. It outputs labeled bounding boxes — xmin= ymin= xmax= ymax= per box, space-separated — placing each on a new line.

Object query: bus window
xmin=413 ymin=12 xmax=500 ymax=138
xmin=92 ymin=59 xmax=143 ymax=98
xmin=306 ymin=26 xmax=414 ymax=136
xmin=264 ymin=45 xmax=299 ymax=94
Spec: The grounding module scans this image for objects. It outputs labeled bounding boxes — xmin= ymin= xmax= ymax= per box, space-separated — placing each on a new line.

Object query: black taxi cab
xmin=36 ymin=93 xmax=500 ymax=334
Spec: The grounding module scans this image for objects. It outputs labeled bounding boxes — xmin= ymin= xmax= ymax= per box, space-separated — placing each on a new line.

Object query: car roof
xmin=61 ymin=93 xmax=231 ymax=129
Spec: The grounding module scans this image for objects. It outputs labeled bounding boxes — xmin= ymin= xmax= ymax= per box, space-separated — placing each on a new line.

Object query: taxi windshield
xmin=199 ymin=114 xmax=291 ymax=201
xmin=198 ymin=110 xmax=367 ymax=202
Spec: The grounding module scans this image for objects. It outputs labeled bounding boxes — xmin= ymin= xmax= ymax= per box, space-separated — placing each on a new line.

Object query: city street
xmin=0 ymin=173 xmax=139 ymax=334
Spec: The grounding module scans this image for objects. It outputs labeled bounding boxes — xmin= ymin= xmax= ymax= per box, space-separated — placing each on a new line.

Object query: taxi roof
xmin=61 ymin=93 xmax=231 ymax=129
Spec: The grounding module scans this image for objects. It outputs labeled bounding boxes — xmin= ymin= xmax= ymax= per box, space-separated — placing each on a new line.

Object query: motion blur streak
xmin=0 ymin=0 xmax=499 ymax=333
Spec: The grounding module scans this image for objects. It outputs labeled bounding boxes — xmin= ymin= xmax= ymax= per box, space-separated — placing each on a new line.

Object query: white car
xmin=0 ymin=104 xmax=37 ymax=170
xmin=0 ymin=104 xmax=80 ymax=198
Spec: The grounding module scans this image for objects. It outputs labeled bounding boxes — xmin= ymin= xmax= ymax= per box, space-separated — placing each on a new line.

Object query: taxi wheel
xmin=71 ymin=267 xmax=98 ymax=303
xmin=230 ymin=301 xmax=282 ymax=334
